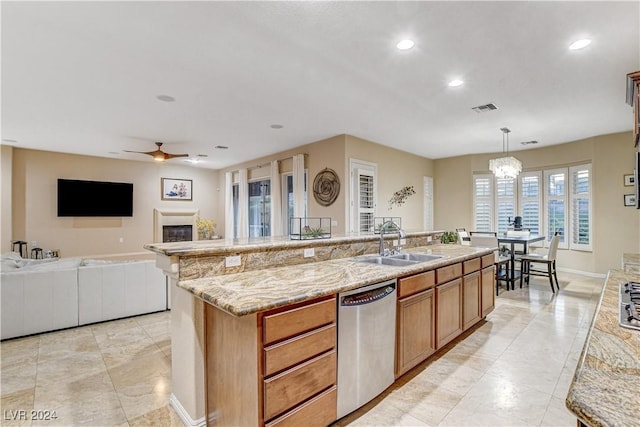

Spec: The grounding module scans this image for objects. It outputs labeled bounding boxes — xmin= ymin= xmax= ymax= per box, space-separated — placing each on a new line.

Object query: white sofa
xmin=1 ymin=255 xmax=167 ymax=340
xmin=78 ymin=260 xmax=167 ymax=325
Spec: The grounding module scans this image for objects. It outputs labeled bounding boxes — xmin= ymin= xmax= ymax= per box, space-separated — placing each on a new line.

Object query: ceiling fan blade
xmin=165 ymin=153 xmax=190 ymax=159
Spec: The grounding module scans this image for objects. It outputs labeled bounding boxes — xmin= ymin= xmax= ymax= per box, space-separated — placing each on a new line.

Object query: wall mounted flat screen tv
xmin=57 ymin=179 xmax=133 ymax=217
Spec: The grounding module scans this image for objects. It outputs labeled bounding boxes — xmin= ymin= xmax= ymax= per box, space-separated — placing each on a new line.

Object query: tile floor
xmin=1 ymin=272 xmax=604 ymax=427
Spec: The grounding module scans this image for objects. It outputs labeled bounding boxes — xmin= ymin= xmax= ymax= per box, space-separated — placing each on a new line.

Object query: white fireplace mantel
xmin=153 ymin=208 xmax=200 ymax=243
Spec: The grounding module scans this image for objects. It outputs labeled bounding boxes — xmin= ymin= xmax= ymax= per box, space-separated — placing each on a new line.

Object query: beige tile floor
xmin=1 ymin=272 xmax=603 ymax=427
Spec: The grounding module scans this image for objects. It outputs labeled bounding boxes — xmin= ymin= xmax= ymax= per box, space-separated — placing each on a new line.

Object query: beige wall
xmin=217 ymin=134 xmax=435 ymax=236
xmin=1 ymin=146 xmax=13 ymax=251
xmin=216 ymin=135 xmax=347 ymax=235
xmin=434 ymin=132 xmax=640 ymax=274
xmin=344 ymin=135 xmax=435 ymax=232
xmin=10 ymin=148 xmax=219 ymax=258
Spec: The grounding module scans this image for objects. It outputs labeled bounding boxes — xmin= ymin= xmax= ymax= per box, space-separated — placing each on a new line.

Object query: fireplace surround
xmin=153 ymin=209 xmax=199 ymax=243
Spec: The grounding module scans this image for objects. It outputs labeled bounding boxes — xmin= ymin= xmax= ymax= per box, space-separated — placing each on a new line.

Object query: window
xmin=495 ymin=177 xmax=516 ymax=234
xmin=544 ymin=168 xmax=567 ymax=248
xmin=473 ymin=174 xmax=493 ymax=232
xmin=569 ymin=164 xmax=592 ymax=251
xmin=349 ymin=160 xmax=377 ymax=233
xmin=475 ymin=164 xmax=591 ymax=252
xmin=423 ymin=176 xmax=434 ymax=230
xmin=281 ymin=172 xmax=307 ymax=234
xmin=248 ymin=179 xmax=270 ymax=238
xmin=519 ymin=172 xmax=541 ymax=235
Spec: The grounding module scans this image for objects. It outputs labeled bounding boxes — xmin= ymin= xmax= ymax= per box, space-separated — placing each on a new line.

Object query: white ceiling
xmin=2 ymin=1 xmax=639 ymax=170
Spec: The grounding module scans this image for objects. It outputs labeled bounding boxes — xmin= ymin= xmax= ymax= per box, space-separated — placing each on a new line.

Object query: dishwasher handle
xmin=341 ymin=283 xmax=396 ymax=307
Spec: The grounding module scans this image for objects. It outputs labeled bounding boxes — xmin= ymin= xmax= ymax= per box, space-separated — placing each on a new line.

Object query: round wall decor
xmin=313 ymin=168 xmax=340 ymax=206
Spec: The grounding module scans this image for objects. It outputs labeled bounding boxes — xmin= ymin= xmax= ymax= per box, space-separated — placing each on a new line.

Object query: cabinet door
xmin=462 ymin=271 xmax=481 ymax=331
xmin=436 ymin=278 xmax=462 ymax=349
xmin=481 ymin=266 xmax=496 ymax=317
xmin=396 ymin=289 xmax=435 ymax=376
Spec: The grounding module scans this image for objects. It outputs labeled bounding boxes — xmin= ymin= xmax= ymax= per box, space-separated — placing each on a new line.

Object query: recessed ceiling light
xmin=2 ymin=138 xmax=17 ymax=143
xmin=156 ymin=95 xmax=175 ymax=102
xmin=448 ymin=79 xmax=464 ymax=87
xmin=569 ymin=39 xmax=591 ymax=50
xmin=215 ymin=145 xmax=229 ymax=150
xmin=520 ymin=140 xmax=539 ymax=146
xmin=270 ymin=124 xmax=284 ymax=129
xmin=396 ymin=39 xmax=415 ymax=50
xmin=108 ymin=151 xmax=120 ymax=155
xmin=197 ymin=154 xmax=208 ymax=157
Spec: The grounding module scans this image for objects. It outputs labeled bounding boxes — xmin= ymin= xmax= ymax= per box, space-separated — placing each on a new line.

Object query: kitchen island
xmin=565 ymin=268 xmax=640 ymax=427
xmin=146 ymin=232 xmax=495 ymax=426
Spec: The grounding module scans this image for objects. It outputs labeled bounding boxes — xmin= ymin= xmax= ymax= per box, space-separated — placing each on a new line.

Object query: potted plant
xmin=440 ymin=231 xmax=458 ymax=244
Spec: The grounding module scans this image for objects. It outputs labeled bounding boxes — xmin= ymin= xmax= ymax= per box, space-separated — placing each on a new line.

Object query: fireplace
xmin=153 ymin=208 xmax=199 ymax=243
xmin=163 ymin=225 xmax=193 ymax=242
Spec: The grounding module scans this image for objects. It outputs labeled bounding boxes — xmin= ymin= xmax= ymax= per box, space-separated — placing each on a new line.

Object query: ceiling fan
xmin=124 ymin=142 xmax=189 ymax=162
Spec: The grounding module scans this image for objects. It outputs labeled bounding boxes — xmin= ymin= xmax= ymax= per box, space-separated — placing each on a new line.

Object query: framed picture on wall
xmin=161 ymin=178 xmax=192 ymax=201
xmin=624 ymin=194 xmax=636 ymax=207
xmin=624 ymin=174 xmax=635 ymax=186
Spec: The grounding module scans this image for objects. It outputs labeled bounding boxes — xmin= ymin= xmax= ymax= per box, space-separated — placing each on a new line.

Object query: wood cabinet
xmin=396 ymin=288 xmax=435 ymax=376
xmin=436 ymin=277 xmax=463 ymax=348
xmin=626 ymin=71 xmax=640 ymax=146
xmin=481 ymin=266 xmax=496 ymax=317
xmin=205 ymin=295 xmax=337 ymax=427
xmin=261 ymin=297 xmax=337 ymax=426
xmin=462 ymin=271 xmax=481 ymax=331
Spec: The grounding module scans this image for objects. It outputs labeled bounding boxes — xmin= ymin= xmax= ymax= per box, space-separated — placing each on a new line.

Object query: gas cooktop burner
xmin=619 ymin=281 xmax=640 ymax=331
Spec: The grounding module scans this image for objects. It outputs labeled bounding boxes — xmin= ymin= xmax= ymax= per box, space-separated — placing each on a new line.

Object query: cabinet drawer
xmin=265 ymin=386 xmax=337 ymax=427
xmin=264 ymin=324 xmax=336 ymax=377
xmin=263 ymin=298 xmax=336 ymax=346
xmin=264 ymin=350 xmax=336 ymax=421
xmin=463 ymin=258 xmax=481 ymax=274
xmin=436 ymin=263 xmax=462 ymax=284
xmin=481 ymin=253 xmax=495 ymax=268
xmin=398 ymin=270 xmax=435 ymax=298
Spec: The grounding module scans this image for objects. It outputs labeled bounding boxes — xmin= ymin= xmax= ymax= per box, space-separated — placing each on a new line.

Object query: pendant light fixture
xmin=489 ymin=127 xmax=522 ymax=179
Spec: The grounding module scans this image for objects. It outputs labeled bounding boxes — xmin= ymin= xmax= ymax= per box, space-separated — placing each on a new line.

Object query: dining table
xmin=497 ymin=234 xmax=546 ymax=289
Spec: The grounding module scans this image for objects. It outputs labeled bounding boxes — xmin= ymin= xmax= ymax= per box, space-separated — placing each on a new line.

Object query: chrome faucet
xmin=379 ymin=220 xmax=406 ymax=256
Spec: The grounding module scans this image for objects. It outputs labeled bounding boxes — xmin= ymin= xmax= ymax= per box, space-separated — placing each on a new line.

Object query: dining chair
xmin=456 ymin=228 xmax=470 ymax=245
xmin=519 ymin=232 xmax=561 ymax=293
xmin=469 ymin=235 xmax=511 ymax=295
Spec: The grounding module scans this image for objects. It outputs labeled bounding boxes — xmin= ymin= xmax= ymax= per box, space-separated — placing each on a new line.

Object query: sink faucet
xmin=379 ymin=220 xmax=406 ymax=256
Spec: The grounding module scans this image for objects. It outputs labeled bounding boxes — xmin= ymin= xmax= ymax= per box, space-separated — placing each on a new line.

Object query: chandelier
xmin=489 ymin=127 xmax=522 ymax=179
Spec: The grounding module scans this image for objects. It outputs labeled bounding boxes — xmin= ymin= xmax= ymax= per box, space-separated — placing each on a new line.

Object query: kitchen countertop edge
xmin=177 ymin=245 xmax=493 ymax=317
xmin=565 ymin=269 xmax=640 ymax=427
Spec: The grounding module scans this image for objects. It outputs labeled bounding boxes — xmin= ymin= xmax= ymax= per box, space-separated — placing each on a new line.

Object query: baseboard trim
xmin=557 ymin=267 xmax=606 ymax=279
xmin=169 ymin=394 xmax=206 ymax=427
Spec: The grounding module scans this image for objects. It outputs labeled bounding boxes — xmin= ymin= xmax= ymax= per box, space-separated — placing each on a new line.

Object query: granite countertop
xmin=566 ymin=269 xmax=640 ymax=427
xmin=177 ymin=244 xmax=492 ymax=317
xmin=623 ymin=253 xmax=640 ymax=274
xmin=144 ymin=230 xmax=443 ymax=257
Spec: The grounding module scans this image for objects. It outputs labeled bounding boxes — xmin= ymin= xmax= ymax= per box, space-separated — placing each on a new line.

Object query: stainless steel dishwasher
xmin=337 ymin=279 xmax=397 ymax=419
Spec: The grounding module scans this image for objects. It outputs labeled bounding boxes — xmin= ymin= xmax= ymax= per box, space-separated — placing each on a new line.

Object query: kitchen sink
xmin=389 ymin=253 xmax=444 ymax=262
xmin=355 ymin=253 xmax=443 ymax=266
xmin=355 ymin=256 xmax=418 ymax=266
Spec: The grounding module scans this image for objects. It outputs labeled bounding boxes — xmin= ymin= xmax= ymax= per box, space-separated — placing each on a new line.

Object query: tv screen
xmin=57 ymin=179 xmax=133 ymax=217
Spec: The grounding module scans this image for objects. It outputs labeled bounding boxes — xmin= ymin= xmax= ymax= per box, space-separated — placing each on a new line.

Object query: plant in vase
xmin=440 ymin=231 xmax=458 ymax=244
xmin=196 ymin=216 xmax=216 ymax=240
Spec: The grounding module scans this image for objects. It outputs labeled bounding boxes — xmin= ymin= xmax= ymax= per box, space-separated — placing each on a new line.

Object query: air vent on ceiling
xmin=520 ymin=140 xmax=539 ymax=146
xmin=471 ymin=103 xmax=498 ymax=113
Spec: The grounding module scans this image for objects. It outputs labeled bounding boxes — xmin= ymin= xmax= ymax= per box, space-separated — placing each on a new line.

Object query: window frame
xmin=518 ymin=171 xmax=542 ymax=235
xmin=473 ymin=173 xmax=494 ymax=232
xmin=569 ymin=164 xmax=592 ymax=251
